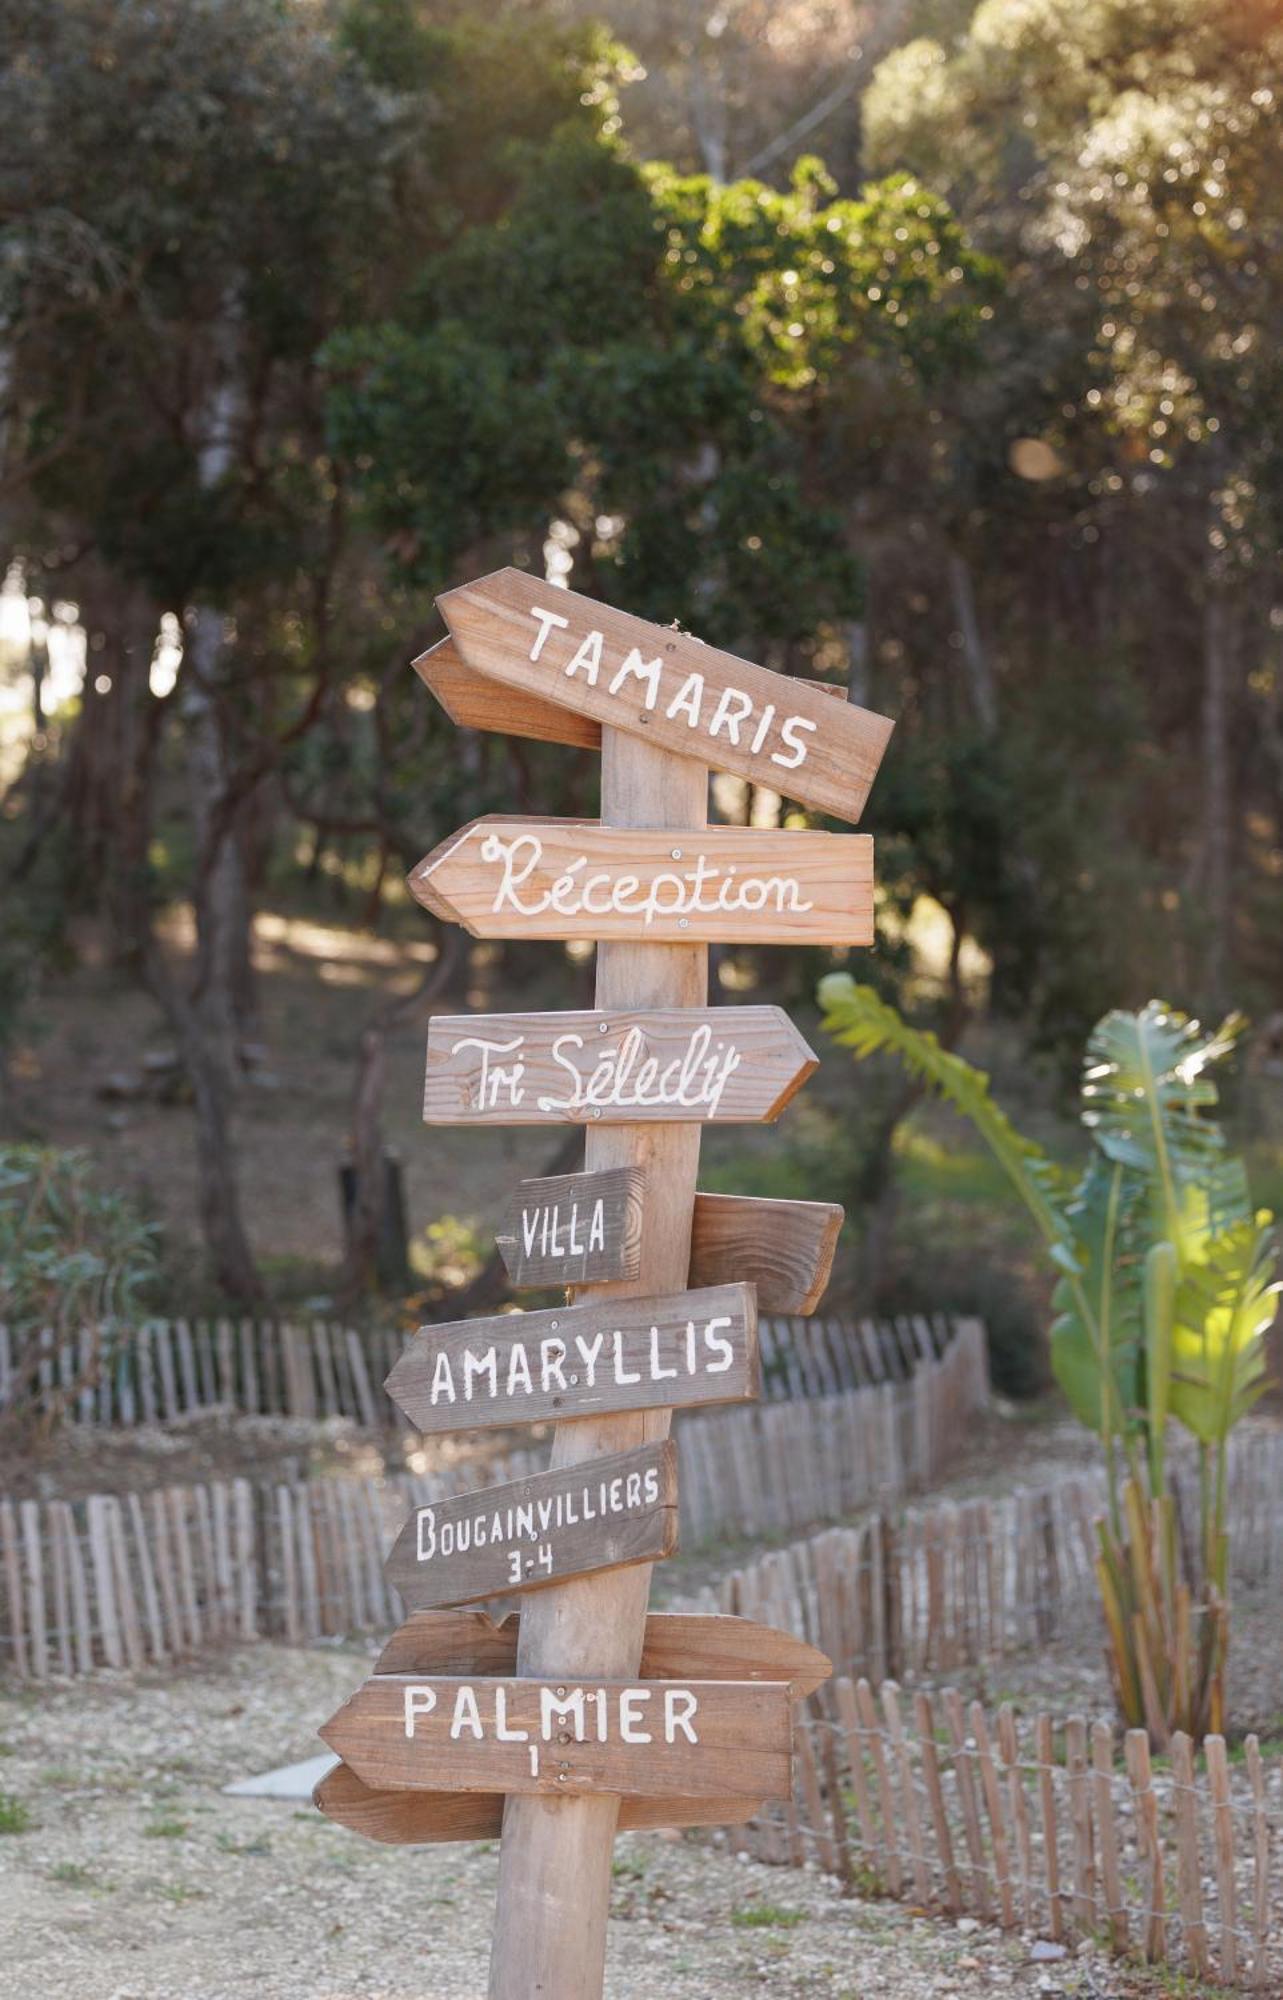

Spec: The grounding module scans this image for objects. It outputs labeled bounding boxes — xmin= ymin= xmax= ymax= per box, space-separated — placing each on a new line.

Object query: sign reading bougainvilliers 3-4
xmin=384 ymin=1443 xmax=679 ymax=1612
xmin=424 ymin=1008 xmax=817 ymax=1126
xmin=409 ymin=819 xmax=874 ymax=946
xmin=436 ymin=569 xmax=893 ymax=822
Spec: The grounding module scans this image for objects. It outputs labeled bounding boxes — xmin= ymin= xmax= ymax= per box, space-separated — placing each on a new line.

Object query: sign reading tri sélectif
xmin=384 ymin=1282 xmax=758 ymax=1434
xmin=423 ymin=1007 xmax=817 ymax=1126
xmin=320 ymin=1674 xmax=794 ymax=1800
xmin=409 ymin=819 xmax=874 ymax=946
xmin=437 ymin=568 xmax=894 ymax=823
xmin=384 ymin=1442 xmax=678 ymax=1612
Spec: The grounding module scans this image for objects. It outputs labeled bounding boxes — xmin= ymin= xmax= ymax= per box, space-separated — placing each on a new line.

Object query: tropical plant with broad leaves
xmin=818 ymin=980 xmax=1278 ymax=1744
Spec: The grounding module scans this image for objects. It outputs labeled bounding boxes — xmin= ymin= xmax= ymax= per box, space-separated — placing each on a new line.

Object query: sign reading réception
xmin=410 ymin=819 xmax=874 ymax=946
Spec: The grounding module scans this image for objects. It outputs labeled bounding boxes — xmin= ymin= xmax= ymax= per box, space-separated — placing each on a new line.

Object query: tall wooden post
xmin=488 ymin=727 xmax=707 ymax=2000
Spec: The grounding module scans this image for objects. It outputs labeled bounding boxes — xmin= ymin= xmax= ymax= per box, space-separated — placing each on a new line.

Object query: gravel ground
xmin=0 ymin=1644 xmax=1162 ymax=2000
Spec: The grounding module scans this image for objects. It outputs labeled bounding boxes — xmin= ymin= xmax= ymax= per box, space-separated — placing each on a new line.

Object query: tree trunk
xmin=143 ymin=941 xmax=266 ymax=1309
xmin=1200 ymin=582 xmax=1233 ymax=1009
xmin=341 ymin=926 xmax=463 ymax=1301
xmin=947 ymin=548 xmax=997 ymax=734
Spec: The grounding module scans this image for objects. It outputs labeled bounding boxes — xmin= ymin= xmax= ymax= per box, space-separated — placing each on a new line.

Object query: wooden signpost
xmin=319 ymin=567 xmax=892 ymax=2000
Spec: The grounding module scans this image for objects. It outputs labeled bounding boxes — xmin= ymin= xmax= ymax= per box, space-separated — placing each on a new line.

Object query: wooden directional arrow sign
xmin=688 ymin=1193 xmax=844 ymax=1317
xmin=385 ymin=1282 xmax=758 ymax=1434
xmin=372 ymin=1607 xmax=831 ymax=1693
xmin=384 ymin=1442 xmax=678 ymax=1611
xmin=410 ymin=818 xmax=875 ymax=946
xmin=320 ymin=1674 xmax=794 ymax=1800
xmin=496 ymin=1166 xmax=646 ymax=1287
xmin=414 ymin=633 xmax=600 ymax=750
xmin=313 ymin=1762 xmax=761 ymax=1845
xmin=437 ymin=567 xmax=894 ymax=823
xmin=414 ymin=632 xmax=850 ymax=755
xmin=424 ymin=1007 xmax=817 ymax=1126
xmin=315 ymin=1610 xmax=829 ymax=1844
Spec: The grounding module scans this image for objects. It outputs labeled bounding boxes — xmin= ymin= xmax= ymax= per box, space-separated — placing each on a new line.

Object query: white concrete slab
xmin=223 ymin=1752 xmax=337 ymax=1800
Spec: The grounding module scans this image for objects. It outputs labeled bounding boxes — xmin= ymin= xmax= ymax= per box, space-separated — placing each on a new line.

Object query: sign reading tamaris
xmin=438 ymin=569 xmax=894 ymax=822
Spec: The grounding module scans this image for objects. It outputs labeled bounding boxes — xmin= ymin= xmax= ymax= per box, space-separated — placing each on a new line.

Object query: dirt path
xmin=0 ymin=1643 xmax=1150 ymax=2000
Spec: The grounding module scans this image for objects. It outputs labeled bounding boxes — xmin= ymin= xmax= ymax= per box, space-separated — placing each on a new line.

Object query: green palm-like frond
xmin=1048 ymin=1154 xmax=1144 ymax=1434
xmin=1081 ymin=1003 xmax=1247 ymax=1254
xmin=1169 ymin=1217 xmax=1279 ymax=1445
xmin=818 ymin=975 xmax=1070 ymax=1252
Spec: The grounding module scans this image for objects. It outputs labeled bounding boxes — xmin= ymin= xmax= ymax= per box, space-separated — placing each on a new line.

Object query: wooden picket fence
xmin=693 ymin=1426 xmax=1283 ymax=1685
xmin=0 ymin=1319 xmax=988 ymax=1680
xmin=745 ymin=1681 xmax=1279 ymax=1990
xmin=0 ymin=1307 xmax=955 ymax=1430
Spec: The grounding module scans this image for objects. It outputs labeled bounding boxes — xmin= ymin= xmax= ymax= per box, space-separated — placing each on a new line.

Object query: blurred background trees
xmin=1 ymin=0 xmax=1280 ymax=1382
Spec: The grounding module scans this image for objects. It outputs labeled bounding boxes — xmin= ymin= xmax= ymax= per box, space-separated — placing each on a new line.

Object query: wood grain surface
xmin=384 ymin=1282 xmax=759 ymax=1434
xmin=383 ymin=1442 xmax=678 ymax=1612
xmin=413 ymin=634 xmax=601 ymax=749
xmin=423 ymin=1007 xmax=818 ymax=1126
xmin=313 ymin=1760 xmax=763 ymax=1845
xmin=688 ymin=1192 xmax=844 ymax=1316
xmin=374 ymin=1607 xmax=832 ymax=1696
xmin=438 ymin=567 xmax=893 ymax=822
xmin=409 ymin=817 xmax=875 ymax=945
xmin=320 ymin=1674 xmax=794 ymax=1800
xmin=496 ymin=1167 xmax=645 ymax=1287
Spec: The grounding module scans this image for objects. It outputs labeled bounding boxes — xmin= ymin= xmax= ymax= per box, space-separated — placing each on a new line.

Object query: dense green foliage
xmin=1 ymin=0 xmax=1281 ymax=1314
xmin=0 ymin=1146 xmax=159 ymax=1427
xmin=821 ymin=977 xmax=1279 ymax=1738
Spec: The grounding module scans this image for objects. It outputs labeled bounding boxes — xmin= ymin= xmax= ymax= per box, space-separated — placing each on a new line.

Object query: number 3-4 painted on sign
xmin=508 ymin=1545 xmax=554 ymax=1585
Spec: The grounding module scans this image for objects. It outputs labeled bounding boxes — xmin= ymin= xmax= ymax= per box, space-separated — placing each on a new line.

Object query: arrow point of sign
xmin=406 ymin=819 xmax=489 ymax=932
xmin=758 ymin=1007 xmax=820 ymax=1120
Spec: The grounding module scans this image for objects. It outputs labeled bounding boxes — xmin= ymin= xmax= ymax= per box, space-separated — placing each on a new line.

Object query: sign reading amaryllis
xmin=410 ymin=818 xmax=875 ymax=946
xmin=384 ymin=1282 xmax=758 ymax=1434
xmin=320 ymin=1674 xmax=794 ymax=1800
xmin=423 ymin=1008 xmax=817 ymax=1126
xmin=384 ymin=1442 xmax=678 ymax=1611
xmin=437 ymin=568 xmax=894 ymax=822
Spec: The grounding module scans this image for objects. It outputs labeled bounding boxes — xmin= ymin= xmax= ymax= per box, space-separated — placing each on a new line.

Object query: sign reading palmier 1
xmin=318 ymin=567 xmax=891 ymax=2000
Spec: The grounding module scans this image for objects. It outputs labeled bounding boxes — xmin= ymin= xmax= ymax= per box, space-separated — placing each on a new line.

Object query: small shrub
xmin=730 ymin=1904 xmax=805 ymax=1929
xmin=0 ymin=1791 xmax=32 ymax=1833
